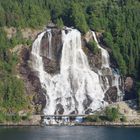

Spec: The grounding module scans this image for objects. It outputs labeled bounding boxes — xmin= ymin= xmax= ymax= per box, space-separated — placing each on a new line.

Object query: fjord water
xmin=0 ymin=126 xmax=140 ymax=140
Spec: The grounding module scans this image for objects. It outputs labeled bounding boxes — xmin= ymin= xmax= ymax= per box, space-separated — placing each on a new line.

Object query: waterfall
xmin=92 ymin=32 xmax=110 ymax=68
xmin=31 ymin=28 xmax=106 ymax=116
xmin=31 ymin=31 xmax=46 ymax=85
xmin=92 ymin=31 xmax=121 ymax=98
xmin=47 ymin=29 xmax=52 ymax=59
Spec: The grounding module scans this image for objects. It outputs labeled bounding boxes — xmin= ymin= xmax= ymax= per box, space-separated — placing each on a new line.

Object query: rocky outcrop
xmin=4 ymin=27 xmax=17 ymax=39
xmin=83 ymin=31 xmax=119 ymax=103
xmin=16 ymin=26 xmax=63 ymax=114
xmin=21 ymin=28 xmax=42 ymax=40
xmin=83 ymin=31 xmax=102 ymax=72
xmin=123 ymin=77 xmax=137 ymax=100
xmin=125 ymin=77 xmax=134 ymax=92
xmin=40 ymin=27 xmax=62 ymax=74
xmin=4 ymin=26 xmax=42 ymax=40
xmin=17 ymin=46 xmax=46 ymax=113
xmin=17 ymin=25 xmax=124 ymax=113
xmin=96 ymin=32 xmax=118 ymax=69
xmin=104 ymin=86 xmax=118 ymax=103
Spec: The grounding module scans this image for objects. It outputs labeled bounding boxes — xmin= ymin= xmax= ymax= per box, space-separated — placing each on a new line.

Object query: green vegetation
xmin=0 ymin=112 xmax=30 ymax=123
xmin=88 ymin=40 xmax=100 ymax=54
xmin=0 ymin=0 xmax=140 ymax=120
xmin=85 ymin=107 xmax=127 ymax=122
xmin=85 ymin=115 xmax=101 ymax=122
xmin=70 ymin=2 xmax=89 ymax=33
xmin=0 ymin=0 xmax=139 ymax=77
xmin=0 ymin=76 xmax=28 ymax=113
xmin=105 ymin=107 xmax=119 ymax=121
xmin=0 ymin=28 xmax=30 ymax=117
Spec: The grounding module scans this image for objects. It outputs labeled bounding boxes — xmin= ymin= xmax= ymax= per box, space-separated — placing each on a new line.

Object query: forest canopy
xmin=0 ymin=0 xmax=140 ymax=113
xmin=0 ymin=0 xmax=140 ymax=76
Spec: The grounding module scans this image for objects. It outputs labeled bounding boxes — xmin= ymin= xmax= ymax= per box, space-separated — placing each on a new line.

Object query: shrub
xmin=105 ymin=107 xmax=119 ymax=122
xmin=12 ymin=113 xmax=21 ymax=122
xmin=85 ymin=115 xmax=101 ymax=122
xmin=88 ymin=40 xmax=100 ymax=54
xmin=0 ymin=112 xmax=5 ymax=123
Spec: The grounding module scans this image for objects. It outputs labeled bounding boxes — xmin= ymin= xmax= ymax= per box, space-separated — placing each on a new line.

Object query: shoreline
xmin=1 ymin=122 xmax=140 ymax=127
xmin=0 ymin=122 xmax=40 ymax=126
xmin=76 ymin=122 xmax=140 ymax=127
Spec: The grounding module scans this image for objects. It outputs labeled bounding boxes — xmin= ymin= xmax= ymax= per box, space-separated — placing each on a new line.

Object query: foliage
xmin=70 ymin=2 xmax=89 ymax=33
xmin=0 ymin=112 xmax=5 ymax=123
xmin=85 ymin=115 xmax=101 ymax=122
xmin=12 ymin=113 xmax=21 ymax=122
xmin=56 ymin=18 xmax=64 ymax=28
xmin=0 ymin=0 xmax=139 ymax=77
xmin=0 ymin=0 xmax=140 ymax=116
xmin=0 ymin=28 xmax=29 ymax=115
xmin=88 ymin=40 xmax=100 ymax=54
xmin=0 ymin=75 xmax=28 ymax=113
xmin=0 ymin=112 xmax=30 ymax=123
xmin=105 ymin=107 xmax=119 ymax=121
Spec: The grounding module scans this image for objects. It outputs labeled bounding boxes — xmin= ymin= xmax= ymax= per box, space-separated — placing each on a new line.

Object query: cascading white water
xmin=92 ymin=31 xmax=121 ymax=98
xmin=112 ymin=69 xmax=122 ymax=101
xmin=47 ymin=29 xmax=52 ymax=59
xmin=92 ymin=32 xmax=110 ymax=68
xmin=31 ymin=31 xmax=46 ymax=86
xmin=31 ymin=28 xmax=106 ymax=116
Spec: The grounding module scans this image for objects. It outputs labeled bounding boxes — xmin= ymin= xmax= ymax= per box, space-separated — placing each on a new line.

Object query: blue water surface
xmin=0 ymin=126 xmax=140 ymax=140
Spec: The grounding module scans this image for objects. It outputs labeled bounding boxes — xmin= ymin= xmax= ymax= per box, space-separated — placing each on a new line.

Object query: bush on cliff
xmin=88 ymin=40 xmax=100 ymax=54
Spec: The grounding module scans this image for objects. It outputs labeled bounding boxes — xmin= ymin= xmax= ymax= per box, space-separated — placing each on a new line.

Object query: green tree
xmin=0 ymin=5 xmax=5 ymax=26
xmin=71 ymin=3 xmax=89 ymax=33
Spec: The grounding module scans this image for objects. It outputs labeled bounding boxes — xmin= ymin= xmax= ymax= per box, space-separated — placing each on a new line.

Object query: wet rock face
xmin=18 ymin=26 xmax=63 ymax=113
xmin=83 ymin=95 xmax=92 ymax=110
xmin=18 ymin=46 xmax=46 ymax=112
xmin=104 ymin=86 xmax=118 ymax=103
xmin=86 ymin=48 xmax=102 ymax=72
xmin=124 ymin=77 xmax=134 ymax=92
xmin=55 ymin=103 xmax=64 ymax=114
xmin=18 ymin=26 xmax=124 ymax=113
xmin=42 ymin=57 xmax=60 ymax=73
xmin=82 ymin=32 xmax=102 ymax=71
xmin=40 ymin=28 xmax=62 ymax=74
xmin=83 ymin=32 xmax=120 ymax=103
xmin=123 ymin=77 xmax=137 ymax=100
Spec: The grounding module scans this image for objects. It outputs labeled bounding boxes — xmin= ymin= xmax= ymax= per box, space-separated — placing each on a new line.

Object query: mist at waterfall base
xmin=31 ymin=27 xmax=121 ymax=124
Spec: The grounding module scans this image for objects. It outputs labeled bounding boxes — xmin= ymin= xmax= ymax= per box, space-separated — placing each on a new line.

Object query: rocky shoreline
xmin=1 ymin=120 xmax=140 ymax=127
xmin=0 ymin=123 xmax=40 ymax=126
xmin=76 ymin=122 xmax=140 ymax=127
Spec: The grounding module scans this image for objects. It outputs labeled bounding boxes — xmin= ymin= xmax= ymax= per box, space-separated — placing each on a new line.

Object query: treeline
xmin=0 ymin=28 xmax=29 ymax=114
xmin=0 ymin=0 xmax=140 ymax=76
xmin=0 ymin=0 xmax=140 ymax=113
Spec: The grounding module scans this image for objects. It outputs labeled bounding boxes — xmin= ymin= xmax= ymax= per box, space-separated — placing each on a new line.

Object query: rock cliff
xmin=16 ymin=25 xmax=136 ymax=114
